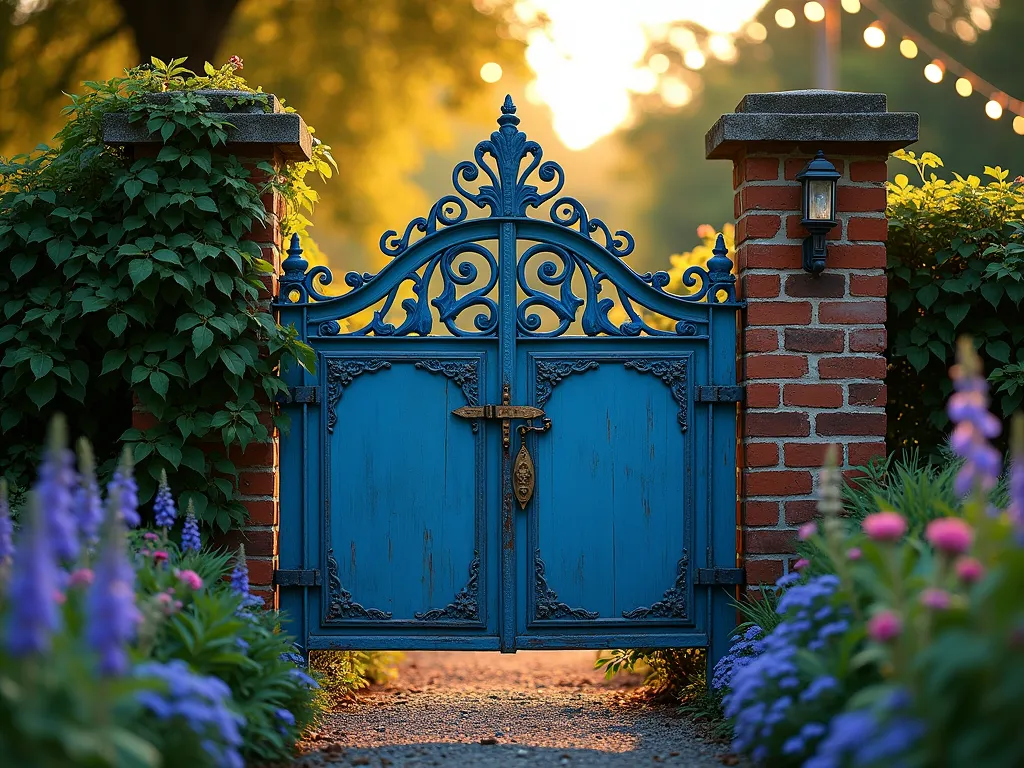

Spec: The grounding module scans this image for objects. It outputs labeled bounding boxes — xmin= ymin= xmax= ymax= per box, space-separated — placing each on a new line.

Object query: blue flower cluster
xmin=722 ymin=574 xmax=850 ymax=764
xmin=805 ymin=690 xmax=925 ymax=768
xmin=181 ymin=509 xmax=202 ymax=552
xmin=153 ymin=472 xmax=178 ymax=529
xmin=134 ymin=659 xmax=246 ymax=768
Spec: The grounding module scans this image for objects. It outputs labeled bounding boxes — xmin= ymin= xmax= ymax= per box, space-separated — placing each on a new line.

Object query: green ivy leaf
xmin=149 ymin=370 xmax=170 ymax=398
xmin=980 ymin=282 xmax=1003 ymax=308
xmin=155 ymin=441 xmax=182 ymax=469
xmin=219 ymin=349 xmax=245 ymax=376
xmin=916 ymin=283 xmax=939 ymax=308
xmin=906 ymin=346 xmax=930 ymax=371
xmin=129 ymin=258 xmax=154 ymax=287
xmin=26 ymin=375 xmax=56 ymax=408
xmin=108 ymin=313 xmax=128 ymax=337
xmin=124 ymin=179 xmax=144 ymax=201
xmin=11 ymin=252 xmax=37 ymax=279
xmin=988 ymin=340 xmax=1011 ymax=363
xmin=945 ymin=303 xmax=970 ymax=329
xmin=192 ymin=325 xmax=214 ymax=356
xmin=29 ymin=353 xmax=53 ymax=378
xmin=101 ymin=349 xmax=127 ymax=375
xmin=151 ymin=248 xmax=180 ymax=265
xmin=193 ymin=196 xmax=218 ymax=213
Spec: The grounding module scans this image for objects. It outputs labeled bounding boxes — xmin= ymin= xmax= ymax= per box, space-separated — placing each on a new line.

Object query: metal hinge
xmin=695 ymin=567 xmax=745 ymax=586
xmin=285 ymin=386 xmax=320 ymax=405
xmin=273 ymin=569 xmax=321 ymax=587
xmin=696 ymin=385 xmax=744 ymax=404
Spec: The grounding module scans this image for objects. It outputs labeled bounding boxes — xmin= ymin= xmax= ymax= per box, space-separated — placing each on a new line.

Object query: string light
xmin=804 ymin=2 xmax=826 ymax=22
xmin=1014 ymin=116 xmax=1024 ymax=136
xmin=986 ymin=100 xmax=1003 ymax=120
xmin=841 ymin=0 xmax=861 ymax=12
xmin=863 ymin=24 xmax=886 ymax=48
xmin=899 ymin=38 xmax=917 ymax=58
xmin=924 ymin=61 xmax=944 ymax=84
xmin=956 ymin=78 xmax=973 ymax=98
xmin=775 ymin=9 xmax=796 ymax=28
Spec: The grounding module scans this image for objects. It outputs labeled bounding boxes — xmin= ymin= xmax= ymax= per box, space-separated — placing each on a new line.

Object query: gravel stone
xmin=294 ymin=651 xmax=743 ymax=767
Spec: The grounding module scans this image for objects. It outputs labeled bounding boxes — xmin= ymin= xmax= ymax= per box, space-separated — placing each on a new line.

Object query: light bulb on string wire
xmin=986 ymin=99 xmax=1003 ymax=120
xmin=924 ymin=61 xmax=944 ymax=83
xmin=804 ymin=2 xmax=825 ymax=22
xmin=899 ymin=38 xmax=918 ymax=58
xmin=841 ymin=0 xmax=861 ymax=12
xmin=863 ymin=24 xmax=886 ymax=48
xmin=776 ymin=9 xmax=796 ymax=28
xmin=955 ymin=78 xmax=973 ymax=97
xmin=1013 ymin=116 xmax=1024 ymax=136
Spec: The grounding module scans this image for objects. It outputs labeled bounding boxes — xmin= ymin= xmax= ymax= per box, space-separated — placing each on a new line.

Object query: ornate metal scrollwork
xmin=414 ymin=552 xmax=481 ymax=621
xmin=623 ymin=359 xmax=689 ymax=431
xmin=621 ymin=551 xmax=689 ymax=620
xmin=276 ymin=97 xmax=740 ymax=338
xmin=534 ymin=550 xmax=599 ymax=620
xmin=325 ymin=548 xmax=392 ymax=621
xmin=326 ymin=359 xmax=391 ymax=433
xmin=535 ymin=360 xmax=600 ymax=408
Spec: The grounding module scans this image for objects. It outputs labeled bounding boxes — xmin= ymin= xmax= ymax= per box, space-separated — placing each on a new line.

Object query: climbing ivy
xmin=0 ymin=58 xmax=331 ymax=530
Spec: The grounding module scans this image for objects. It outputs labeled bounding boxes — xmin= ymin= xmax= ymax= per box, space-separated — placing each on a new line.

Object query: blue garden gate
xmin=275 ymin=97 xmax=742 ymax=661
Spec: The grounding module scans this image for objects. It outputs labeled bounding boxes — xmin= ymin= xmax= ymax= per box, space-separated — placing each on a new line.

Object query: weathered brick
xmin=214 ymin=528 xmax=277 ymax=557
xmin=745 ymin=559 xmax=784 ymax=585
xmin=132 ymin=409 xmax=158 ymax=431
xmin=828 ymin=244 xmax=886 ymax=269
xmin=785 ymin=273 xmax=846 ymax=298
xmin=784 ymin=500 xmax=819 ymax=525
xmin=848 ymin=441 xmax=887 ymax=465
xmin=818 ymin=356 xmax=887 ymax=380
xmin=745 ymin=354 xmax=809 ymax=379
xmin=737 ymin=214 xmax=782 ymax=242
xmin=849 ymin=328 xmax=886 ymax=352
xmin=850 ymin=275 xmax=887 ymax=297
xmin=784 ymin=442 xmax=831 ymax=467
xmin=744 ymin=470 xmax=813 ymax=496
xmin=745 ymin=500 xmax=782 ymax=526
xmin=784 ymin=328 xmax=844 ymax=353
xmin=246 ymin=557 xmax=276 ymax=586
xmin=744 ymin=528 xmax=798 ymax=555
xmin=837 ymin=186 xmax=887 ymax=212
xmin=228 ymin=441 xmax=277 ymax=467
xmin=746 ymin=301 xmax=812 ymax=327
xmin=742 ymin=157 xmax=781 ymax=182
xmin=244 ymin=499 xmax=279 ymax=526
xmin=744 ymin=328 xmax=780 ymax=352
xmin=746 ymin=383 xmax=781 ymax=408
xmin=783 ymin=383 xmax=844 ymax=408
xmin=849 ymin=382 xmax=886 ymax=406
xmin=819 ymin=301 xmax=886 ymax=324
xmin=742 ymin=184 xmax=801 ymax=211
xmin=786 ymin=214 xmax=842 ymax=240
xmin=745 ymin=412 xmax=811 ymax=437
xmin=849 ymin=160 xmax=888 ymax=183
xmin=817 ymin=412 xmax=887 ymax=436
xmin=847 ymin=216 xmax=888 ymax=241
xmin=742 ymin=273 xmax=781 ymax=299
xmin=239 ymin=470 xmax=276 ymax=496
xmin=250 ymin=589 xmax=278 ymax=610
xmin=739 ymin=243 xmax=802 ymax=270
xmin=746 ymin=442 xmax=780 ymax=468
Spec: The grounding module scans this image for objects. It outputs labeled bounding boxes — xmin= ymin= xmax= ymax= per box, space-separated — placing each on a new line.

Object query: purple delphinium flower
xmin=0 ymin=479 xmax=13 ymax=564
xmin=134 ymin=659 xmax=245 ymax=768
xmin=230 ymin=546 xmax=264 ymax=611
xmin=947 ymin=339 xmax=1002 ymax=497
xmin=37 ymin=416 xmax=79 ymax=563
xmin=5 ymin=492 xmax=61 ymax=656
xmin=86 ymin=492 xmax=141 ymax=676
xmin=181 ymin=504 xmax=202 ymax=552
xmin=73 ymin=437 xmax=104 ymax=547
xmin=106 ymin=448 xmax=140 ymax=528
xmin=153 ymin=470 xmax=177 ymax=529
xmin=1009 ymin=417 xmax=1024 ymax=543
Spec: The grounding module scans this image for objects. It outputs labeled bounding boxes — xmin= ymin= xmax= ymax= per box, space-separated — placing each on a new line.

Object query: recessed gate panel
xmin=275 ymin=97 xmax=741 ymax=660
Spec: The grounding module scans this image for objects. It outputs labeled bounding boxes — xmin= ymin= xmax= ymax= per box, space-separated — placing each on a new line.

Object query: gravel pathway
xmin=294 ymin=651 xmax=739 ymax=768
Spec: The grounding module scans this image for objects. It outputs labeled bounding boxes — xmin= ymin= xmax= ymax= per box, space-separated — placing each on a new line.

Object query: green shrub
xmin=886 ymin=150 xmax=1024 ymax=454
xmin=0 ymin=57 xmax=332 ymax=531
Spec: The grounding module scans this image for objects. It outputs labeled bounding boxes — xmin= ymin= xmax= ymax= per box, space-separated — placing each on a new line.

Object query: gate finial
xmin=497 ymin=94 xmax=519 ymax=126
xmin=706 ymin=233 xmax=737 ymax=303
xmin=282 ymin=233 xmax=308 ymax=277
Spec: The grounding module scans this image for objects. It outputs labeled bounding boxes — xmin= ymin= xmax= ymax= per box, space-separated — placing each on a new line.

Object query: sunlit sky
xmin=478 ymin=0 xmax=771 ymax=149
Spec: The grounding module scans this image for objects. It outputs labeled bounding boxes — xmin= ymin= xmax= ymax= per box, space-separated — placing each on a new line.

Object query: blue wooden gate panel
xmin=275 ymin=96 xmax=741 ymax=660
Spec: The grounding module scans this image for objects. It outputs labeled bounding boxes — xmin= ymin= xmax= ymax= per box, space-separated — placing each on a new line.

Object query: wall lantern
xmin=795 ymin=150 xmax=842 ymax=274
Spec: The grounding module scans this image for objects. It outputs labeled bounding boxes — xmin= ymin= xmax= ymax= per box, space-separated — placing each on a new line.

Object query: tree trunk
xmin=115 ymin=0 xmax=242 ymax=70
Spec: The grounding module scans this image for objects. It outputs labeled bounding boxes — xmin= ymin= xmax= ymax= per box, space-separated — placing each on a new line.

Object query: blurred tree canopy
xmin=0 ymin=0 xmax=524 ymax=256
xmin=621 ymin=0 xmax=1024 ymax=264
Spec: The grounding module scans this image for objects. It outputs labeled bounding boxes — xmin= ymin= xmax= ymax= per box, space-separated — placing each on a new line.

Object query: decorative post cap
xmin=705 ymin=89 xmax=919 ymax=160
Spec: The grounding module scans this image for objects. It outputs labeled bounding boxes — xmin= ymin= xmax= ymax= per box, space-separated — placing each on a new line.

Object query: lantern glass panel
xmin=807 ymin=179 xmax=834 ymax=221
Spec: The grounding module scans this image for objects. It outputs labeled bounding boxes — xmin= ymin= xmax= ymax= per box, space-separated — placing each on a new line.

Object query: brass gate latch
xmin=452 ymin=383 xmax=552 ymax=508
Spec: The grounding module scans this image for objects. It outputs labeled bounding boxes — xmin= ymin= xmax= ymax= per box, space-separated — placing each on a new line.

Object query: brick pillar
xmin=705 ymin=91 xmax=918 ymax=589
xmin=104 ymin=91 xmax=312 ymax=608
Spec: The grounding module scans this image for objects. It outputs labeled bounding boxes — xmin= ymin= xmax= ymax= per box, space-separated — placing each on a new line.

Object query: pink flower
xmin=793 ymin=558 xmax=810 ymax=571
xmin=867 ymin=610 xmax=902 ymax=642
xmin=152 ymin=550 xmax=169 ymax=564
xmin=798 ymin=522 xmax=817 ymax=541
xmin=862 ymin=511 xmax=907 ymax=542
xmin=69 ymin=568 xmax=94 ymax=587
xmin=143 ymin=532 xmax=159 ymax=541
xmin=157 ymin=593 xmax=171 ymax=605
xmin=228 ymin=55 xmax=244 ymax=71
xmin=176 ymin=569 xmax=203 ymax=590
xmin=846 ymin=547 xmax=862 ymax=561
xmin=925 ymin=518 xmax=973 ymax=555
xmin=920 ymin=588 xmax=951 ymax=610
xmin=53 ymin=589 xmax=67 ymax=605
xmin=955 ymin=556 xmax=984 ymax=584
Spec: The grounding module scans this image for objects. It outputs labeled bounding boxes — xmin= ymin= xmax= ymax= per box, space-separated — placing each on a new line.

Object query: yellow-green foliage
xmin=886 ymin=149 xmax=1024 ymax=452
xmin=309 ymin=650 xmax=403 ymax=706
